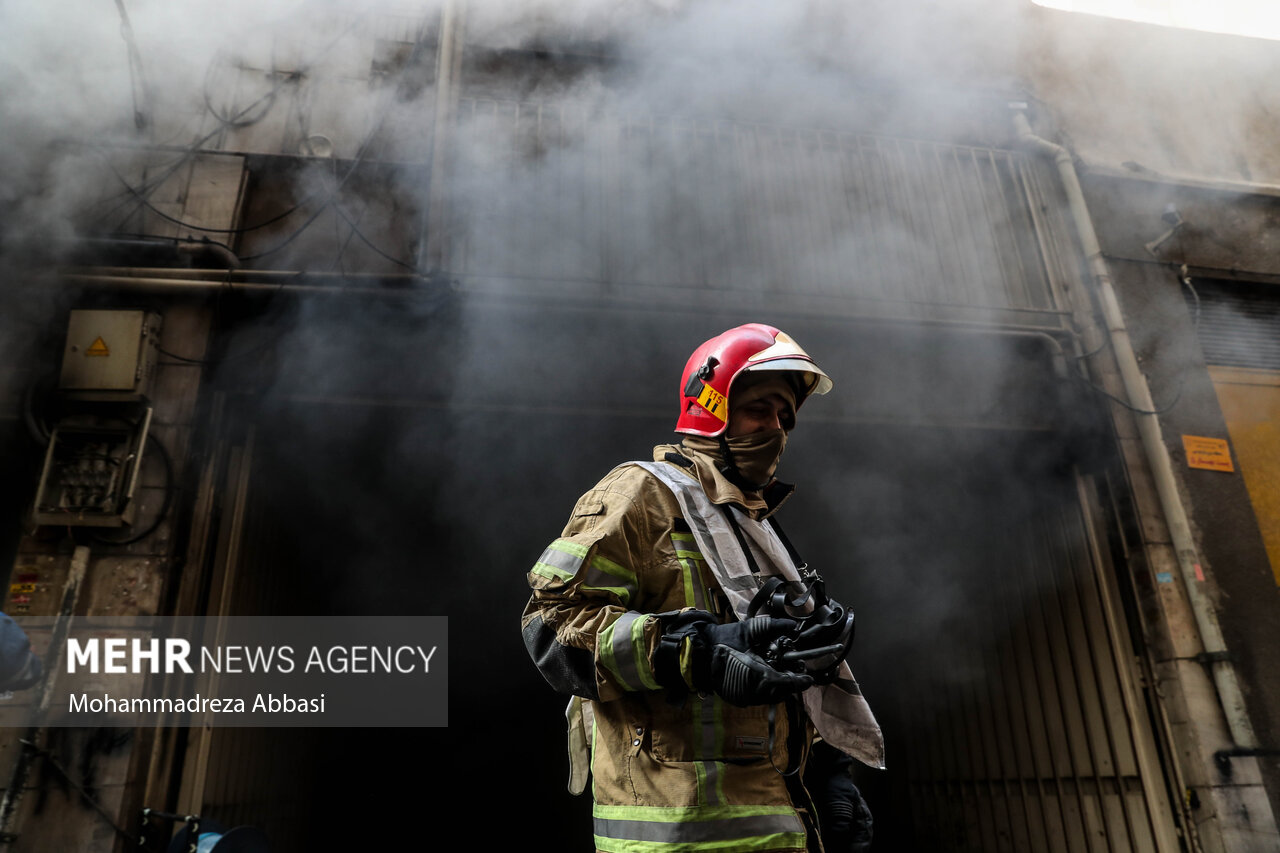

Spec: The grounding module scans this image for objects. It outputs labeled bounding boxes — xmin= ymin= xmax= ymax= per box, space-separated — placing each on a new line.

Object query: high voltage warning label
xmin=1182 ymin=435 xmax=1234 ymax=472
xmin=85 ymin=337 xmax=110 ymax=357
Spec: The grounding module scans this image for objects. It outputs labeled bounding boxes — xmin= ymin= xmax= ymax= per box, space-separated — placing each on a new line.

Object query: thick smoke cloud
xmin=2 ymin=0 xmax=1013 ymax=257
xmin=2 ymin=1 xmax=1277 ymax=845
xmin=0 ymin=0 xmax=1190 ymax=695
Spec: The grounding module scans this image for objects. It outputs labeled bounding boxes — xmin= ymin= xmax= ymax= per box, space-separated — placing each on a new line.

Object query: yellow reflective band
xmin=594 ymin=803 xmax=805 ymax=852
xmin=675 ymin=555 xmax=697 ymax=609
xmin=693 ymin=759 xmax=709 ymax=806
xmin=691 ymin=695 xmax=728 ymax=808
xmin=697 ymin=384 xmax=728 ymax=422
xmin=600 ymin=614 xmax=638 ymax=690
xmin=530 ymin=562 xmax=572 ymax=582
xmin=678 ymin=639 xmax=696 ymax=690
xmin=629 ymin=613 xmax=660 ymax=691
xmin=551 ymin=540 xmax=589 ymax=557
xmin=582 ymin=582 xmax=634 ymax=603
xmin=600 ymin=612 xmax=659 ymax=692
xmin=530 ymin=539 xmax=590 ymax=582
xmin=591 ymin=553 xmax=638 ymax=585
xmin=583 ymin=555 xmax=639 ymax=605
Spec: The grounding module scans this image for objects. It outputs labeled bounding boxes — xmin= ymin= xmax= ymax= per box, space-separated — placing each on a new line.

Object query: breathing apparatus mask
xmin=746 ymin=573 xmax=855 ymax=684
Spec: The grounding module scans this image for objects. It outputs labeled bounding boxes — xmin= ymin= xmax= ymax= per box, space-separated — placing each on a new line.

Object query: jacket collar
xmin=653 ymin=442 xmax=795 ymax=520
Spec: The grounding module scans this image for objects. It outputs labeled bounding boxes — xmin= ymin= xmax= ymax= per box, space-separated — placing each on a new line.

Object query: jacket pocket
xmin=649 ymin=700 xmax=784 ymax=762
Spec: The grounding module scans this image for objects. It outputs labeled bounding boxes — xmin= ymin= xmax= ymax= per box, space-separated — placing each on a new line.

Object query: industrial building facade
xmin=0 ymin=2 xmax=1277 ymax=850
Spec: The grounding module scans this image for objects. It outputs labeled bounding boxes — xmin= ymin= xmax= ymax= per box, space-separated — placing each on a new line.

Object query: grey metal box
xmin=58 ymin=309 xmax=161 ymax=397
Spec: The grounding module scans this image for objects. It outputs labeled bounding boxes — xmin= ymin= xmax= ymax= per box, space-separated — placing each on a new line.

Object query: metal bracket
xmin=138 ymin=808 xmax=201 ymax=852
xmin=1192 ymin=650 xmax=1235 ymax=665
xmin=1213 ymin=747 xmax=1280 ymax=777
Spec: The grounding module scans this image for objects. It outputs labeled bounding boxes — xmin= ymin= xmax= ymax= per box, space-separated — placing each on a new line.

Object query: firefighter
xmin=522 ymin=323 xmax=882 ymax=852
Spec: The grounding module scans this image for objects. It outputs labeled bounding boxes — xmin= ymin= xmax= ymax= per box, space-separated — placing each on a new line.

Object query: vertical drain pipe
xmin=1011 ymin=107 xmax=1258 ymax=753
xmin=420 ymin=0 xmax=465 ymax=272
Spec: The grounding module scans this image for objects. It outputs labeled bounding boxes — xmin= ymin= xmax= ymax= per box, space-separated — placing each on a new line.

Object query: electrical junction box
xmin=33 ymin=308 xmax=163 ymax=528
xmin=58 ymin=309 xmax=162 ymax=400
xmin=32 ymin=408 xmax=152 ymax=528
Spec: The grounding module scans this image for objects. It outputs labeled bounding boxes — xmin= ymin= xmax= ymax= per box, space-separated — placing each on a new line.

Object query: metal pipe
xmin=421 ymin=0 xmax=465 ymax=271
xmin=61 ymin=273 xmax=444 ymax=298
xmin=175 ymin=240 xmax=241 ymax=270
xmin=1012 ymin=108 xmax=1259 ymax=751
xmin=61 ymin=269 xmax=1070 ymax=371
xmin=67 ymin=266 xmax=425 ymax=281
xmin=1080 ymin=161 xmax=1280 ymax=201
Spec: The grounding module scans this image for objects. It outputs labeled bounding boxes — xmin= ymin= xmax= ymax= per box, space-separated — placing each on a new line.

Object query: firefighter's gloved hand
xmin=702 ymin=643 xmax=815 ymax=706
xmin=693 ymin=615 xmax=800 ymax=656
xmin=689 ymin=616 xmax=813 ymax=706
xmin=805 ymin=740 xmax=873 ymax=853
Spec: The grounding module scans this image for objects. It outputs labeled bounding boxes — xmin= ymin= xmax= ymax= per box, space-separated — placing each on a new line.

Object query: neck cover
xmin=684 ymin=430 xmax=787 ymax=492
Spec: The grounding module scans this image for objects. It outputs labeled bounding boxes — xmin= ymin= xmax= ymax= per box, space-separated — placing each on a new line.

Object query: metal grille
xmin=1187 ymin=278 xmax=1280 ymax=371
xmin=450 ymin=99 xmax=1054 ymax=313
xmin=899 ymin=477 xmax=1177 ymax=852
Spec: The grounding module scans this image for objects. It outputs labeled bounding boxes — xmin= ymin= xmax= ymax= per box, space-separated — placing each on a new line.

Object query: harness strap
xmin=766 ymin=513 xmax=807 ymax=575
xmin=719 ymin=504 xmax=764 ymax=576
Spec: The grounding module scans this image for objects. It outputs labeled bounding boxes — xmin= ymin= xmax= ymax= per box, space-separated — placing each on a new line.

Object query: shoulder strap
xmin=764 ymin=513 xmax=805 ymax=573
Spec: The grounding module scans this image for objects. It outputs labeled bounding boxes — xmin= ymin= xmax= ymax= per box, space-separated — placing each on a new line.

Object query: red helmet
xmin=676 ymin=324 xmax=833 ymax=437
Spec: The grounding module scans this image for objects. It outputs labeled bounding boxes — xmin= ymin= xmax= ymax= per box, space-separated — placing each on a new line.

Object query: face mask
xmin=684 ymin=431 xmax=787 ymax=491
xmin=724 ymin=429 xmax=788 ymax=488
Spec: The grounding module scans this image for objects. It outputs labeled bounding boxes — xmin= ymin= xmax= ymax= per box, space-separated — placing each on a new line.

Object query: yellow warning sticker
xmin=85 ymin=337 xmax=110 ymax=357
xmin=1182 ymin=435 xmax=1234 ymax=472
xmin=8 ymin=583 xmax=35 ymax=595
xmin=697 ymin=384 xmax=728 ymax=422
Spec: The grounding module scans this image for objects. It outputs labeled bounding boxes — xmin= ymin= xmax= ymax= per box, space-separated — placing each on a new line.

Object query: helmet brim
xmin=742 ymin=358 xmax=833 ymax=397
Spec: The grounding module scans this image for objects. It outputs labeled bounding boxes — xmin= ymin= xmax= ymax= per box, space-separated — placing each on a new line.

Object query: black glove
xmin=656 ymin=611 xmax=814 ymax=706
xmin=701 ymin=641 xmax=816 ymax=707
xmin=805 ymin=740 xmax=873 ymax=853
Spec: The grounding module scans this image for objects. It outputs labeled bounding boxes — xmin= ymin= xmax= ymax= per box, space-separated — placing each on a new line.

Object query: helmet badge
xmin=683 ymin=357 xmax=728 ymax=424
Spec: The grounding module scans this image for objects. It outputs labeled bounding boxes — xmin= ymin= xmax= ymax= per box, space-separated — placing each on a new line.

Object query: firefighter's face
xmin=728 ymin=392 xmax=795 ymax=437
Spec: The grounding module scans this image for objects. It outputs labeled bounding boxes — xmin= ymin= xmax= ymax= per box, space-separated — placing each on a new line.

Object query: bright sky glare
xmin=1034 ymin=0 xmax=1280 ymax=42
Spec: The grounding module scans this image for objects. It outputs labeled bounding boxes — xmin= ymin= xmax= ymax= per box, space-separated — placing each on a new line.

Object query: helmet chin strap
xmin=718 ymin=433 xmax=771 ymax=493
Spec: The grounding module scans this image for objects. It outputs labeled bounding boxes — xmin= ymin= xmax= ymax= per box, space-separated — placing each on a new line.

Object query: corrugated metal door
xmin=450 ymin=102 xmax=1060 ymax=324
xmin=175 ymin=430 xmax=324 ymax=852
xmin=892 ymin=468 xmax=1181 ymax=852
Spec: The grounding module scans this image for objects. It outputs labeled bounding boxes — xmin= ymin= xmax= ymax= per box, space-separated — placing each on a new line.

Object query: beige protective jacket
xmin=522 ymin=442 xmax=815 ymax=853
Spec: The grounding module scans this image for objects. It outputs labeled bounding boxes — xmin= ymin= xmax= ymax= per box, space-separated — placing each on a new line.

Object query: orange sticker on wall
xmin=1182 ymin=435 xmax=1234 ymax=472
